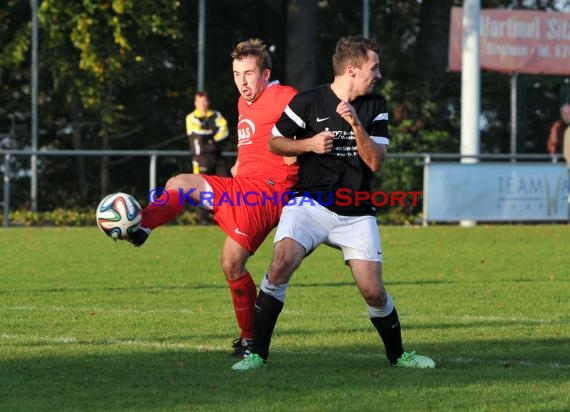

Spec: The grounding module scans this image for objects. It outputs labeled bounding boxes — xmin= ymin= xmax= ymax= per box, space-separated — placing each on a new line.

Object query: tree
xmin=38 ymin=0 xmax=183 ymax=200
xmin=2 ymin=0 xmax=569 ymax=215
xmin=285 ymin=0 xmax=317 ymax=90
xmin=415 ymin=0 xmax=457 ymax=83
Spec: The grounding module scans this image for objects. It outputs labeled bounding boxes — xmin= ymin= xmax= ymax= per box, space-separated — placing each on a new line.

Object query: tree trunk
xmin=415 ymin=0 xmax=454 ymax=83
xmin=285 ymin=0 xmax=317 ymax=91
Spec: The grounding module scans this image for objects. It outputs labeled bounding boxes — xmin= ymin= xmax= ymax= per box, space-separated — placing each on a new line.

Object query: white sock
xmin=367 ymin=293 xmax=394 ymax=318
xmin=260 ymin=274 xmax=288 ymax=303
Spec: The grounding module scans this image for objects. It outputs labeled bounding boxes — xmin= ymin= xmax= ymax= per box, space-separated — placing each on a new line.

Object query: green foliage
xmin=0 ymin=25 xmax=29 ymax=68
xmin=1 ymin=206 xmax=415 ymax=227
xmin=0 ymin=1 xmax=30 ymax=69
xmin=2 ymin=208 xmax=201 ymax=227
xmin=6 ymin=208 xmax=96 ymax=226
xmin=39 ymin=0 xmax=183 ymax=117
xmin=374 ymin=79 xmax=458 ymax=218
xmin=0 ymin=1 xmax=33 ymax=149
xmin=2 ymin=0 xmax=570 ymax=214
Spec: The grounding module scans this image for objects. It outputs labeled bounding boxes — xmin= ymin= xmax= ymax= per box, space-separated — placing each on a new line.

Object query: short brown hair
xmin=332 ymin=36 xmax=380 ymax=76
xmin=231 ymin=38 xmax=272 ymax=72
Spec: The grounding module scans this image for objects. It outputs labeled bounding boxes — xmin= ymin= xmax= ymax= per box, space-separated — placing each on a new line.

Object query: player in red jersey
xmin=123 ymin=39 xmax=298 ymax=357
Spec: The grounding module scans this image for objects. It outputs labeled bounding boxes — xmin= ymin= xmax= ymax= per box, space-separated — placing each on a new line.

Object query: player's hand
xmin=310 ymin=131 xmax=334 ymax=154
xmin=283 ymin=156 xmax=297 ymax=165
xmin=336 ymin=101 xmax=361 ymax=127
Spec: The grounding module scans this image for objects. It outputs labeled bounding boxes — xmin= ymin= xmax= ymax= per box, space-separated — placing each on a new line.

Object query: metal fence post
xmin=149 ymin=153 xmax=157 ymax=195
xmin=422 ymin=154 xmax=430 ymax=227
xmin=3 ymin=154 xmax=10 ymax=227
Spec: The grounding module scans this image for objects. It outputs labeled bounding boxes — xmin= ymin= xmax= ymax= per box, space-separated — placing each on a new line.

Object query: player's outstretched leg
xmin=124 ymin=189 xmax=185 ymax=247
xmin=124 ymin=226 xmax=151 ymax=247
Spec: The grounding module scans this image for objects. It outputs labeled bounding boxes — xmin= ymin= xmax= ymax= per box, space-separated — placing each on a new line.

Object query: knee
xmin=361 ymin=286 xmax=387 ymax=307
xmin=164 ymin=175 xmax=181 ymax=191
xmin=221 ymin=256 xmax=245 ymax=281
xmin=267 ymin=238 xmax=304 ymax=285
xmin=268 ymin=255 xmax=294 ymax=285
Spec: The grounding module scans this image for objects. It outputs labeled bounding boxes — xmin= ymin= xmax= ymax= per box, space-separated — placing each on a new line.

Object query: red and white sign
xmin=448 ymin=7 xmax=570 ymax=75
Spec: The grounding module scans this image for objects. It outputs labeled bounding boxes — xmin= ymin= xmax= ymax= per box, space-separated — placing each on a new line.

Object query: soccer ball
xmin=96 ymin=192 xmax=142 ymax=240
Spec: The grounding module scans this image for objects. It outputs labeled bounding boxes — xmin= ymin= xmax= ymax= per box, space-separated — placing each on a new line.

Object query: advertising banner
xmin=425 ymin=163 xmax=569 ymax=221
xmin=449 ymin=7 xmax=570 ymax=75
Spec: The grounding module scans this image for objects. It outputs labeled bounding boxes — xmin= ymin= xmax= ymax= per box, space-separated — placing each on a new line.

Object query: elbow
xmin=369 ymin=161 xmax=382 ymax=173
xmin=269 ymin=136 xmax=290 ymax=156
xmin=369 ymin=149 xmax=386 ymax=172
xmin=268 ymin=139 xmax=279 ymax=155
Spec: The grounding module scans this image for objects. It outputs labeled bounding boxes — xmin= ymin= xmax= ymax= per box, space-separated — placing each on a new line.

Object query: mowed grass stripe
xmin=1 ymin=304 xmax=567 ymax=330
xmin=0 ymin=225 xmax=569 ymax=411
xmin=2 ymin=333 xmax=568 ymax=370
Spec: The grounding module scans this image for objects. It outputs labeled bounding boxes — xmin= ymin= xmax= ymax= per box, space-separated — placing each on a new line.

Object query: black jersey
xmin=273 ymin=84 xmax=389 ymax=216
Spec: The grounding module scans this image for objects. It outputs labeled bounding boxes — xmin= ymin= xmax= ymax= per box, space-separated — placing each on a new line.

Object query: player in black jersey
xmin=232 ymin=36 xmax=435 ymax=371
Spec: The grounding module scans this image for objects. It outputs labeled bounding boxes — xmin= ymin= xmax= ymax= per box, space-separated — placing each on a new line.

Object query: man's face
xmin=353 ymin=50 xmax=381 ymax=96
xmin=194 ymin=95 xmax=209 ymax=113
xmin=561 ymin=104 xmax=570 ymax=124
xmin=232 ymin=56 xmax=270 ymax=103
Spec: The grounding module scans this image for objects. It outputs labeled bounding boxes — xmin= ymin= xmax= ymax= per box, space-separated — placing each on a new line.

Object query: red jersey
xmin=236 ymin=81 xmax=298 ymax=186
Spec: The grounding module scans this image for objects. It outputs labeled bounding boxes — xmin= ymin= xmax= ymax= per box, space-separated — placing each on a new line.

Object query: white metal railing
xmin=0 ymin=149 xmax=564 ymax=227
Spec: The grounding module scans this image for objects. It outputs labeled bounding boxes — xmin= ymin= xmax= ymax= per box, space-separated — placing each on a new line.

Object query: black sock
xmin=251 ymin=290 xmax=284 ymax=360
xmin=370 ymin=307 xmax=404 ymax=365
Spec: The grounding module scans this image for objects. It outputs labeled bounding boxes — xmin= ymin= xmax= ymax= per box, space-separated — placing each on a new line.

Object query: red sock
xmin=141 ymin=189 xmax=184 ymax=230
xmin=228 ymin=272 xmax=257 ymax=340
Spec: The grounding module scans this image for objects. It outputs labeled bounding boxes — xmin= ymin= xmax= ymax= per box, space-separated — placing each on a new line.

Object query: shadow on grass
xmin=3 ymin=276 xmax=561 ymax=296
xmin=0 ymin=277 xmax=497 ymax=296
xmin=0 ymin=283 xmax=229 ymax=295
xmin=0 ymin=337 xmax=567 ymax=411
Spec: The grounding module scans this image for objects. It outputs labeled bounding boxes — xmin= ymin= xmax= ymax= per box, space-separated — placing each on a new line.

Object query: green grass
xmin=0 ymin=225 xmax=569 ymax=411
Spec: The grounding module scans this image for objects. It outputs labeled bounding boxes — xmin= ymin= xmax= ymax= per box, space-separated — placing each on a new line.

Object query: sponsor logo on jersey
xmin=237 ymin=117 xmax=255 ymax=146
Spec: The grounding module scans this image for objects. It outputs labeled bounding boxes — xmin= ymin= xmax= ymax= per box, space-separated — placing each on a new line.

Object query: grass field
xmin=0 ymin=225 xmax=568 ymax=411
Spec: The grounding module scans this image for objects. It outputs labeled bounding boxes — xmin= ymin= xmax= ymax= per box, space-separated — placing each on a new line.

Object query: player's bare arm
xmin=230 ymin=159 xmax=240 ymax=176
xmin=337 ymin=100 xmax=385 ymax=172
xmin=269 ymin=132 xmax=334 ymax=156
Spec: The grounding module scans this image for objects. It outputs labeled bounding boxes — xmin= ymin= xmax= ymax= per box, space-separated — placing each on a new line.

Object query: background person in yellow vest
xmin=186 ymin=91 xmax=229 ymax=224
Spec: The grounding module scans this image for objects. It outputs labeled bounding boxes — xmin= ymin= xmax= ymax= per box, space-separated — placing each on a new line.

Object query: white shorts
xmin=274 ymin=197 xmax=383 ymax=262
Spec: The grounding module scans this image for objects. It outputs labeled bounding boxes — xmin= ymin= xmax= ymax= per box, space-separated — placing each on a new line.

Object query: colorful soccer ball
xmin=96 ymin=192 xmax=142 ymax=240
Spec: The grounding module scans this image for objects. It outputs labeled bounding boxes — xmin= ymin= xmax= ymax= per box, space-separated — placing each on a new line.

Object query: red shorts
xmin=202 ymin=175 xmax=292 ymax=253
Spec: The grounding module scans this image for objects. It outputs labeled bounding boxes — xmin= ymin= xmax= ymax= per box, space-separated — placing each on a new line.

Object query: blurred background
xmin=1 ymin=0 xmax=569 ymax=222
